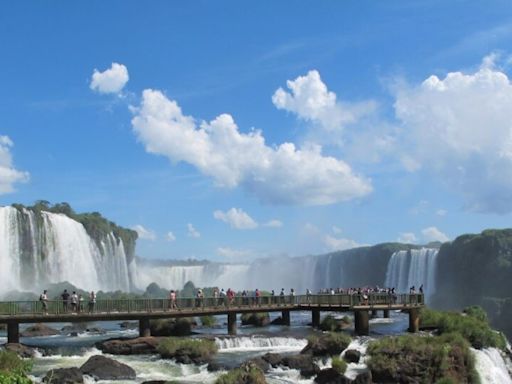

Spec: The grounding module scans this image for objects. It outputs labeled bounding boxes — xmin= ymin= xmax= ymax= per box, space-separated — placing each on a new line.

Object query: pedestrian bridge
xmin=0 ymin=293 xmax=424 ymax=343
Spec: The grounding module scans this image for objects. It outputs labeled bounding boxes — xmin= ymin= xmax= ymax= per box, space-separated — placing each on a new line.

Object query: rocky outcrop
xmin=4 ymin=343 xmax=38 ymax=358
xmin=314 ymin=368 xmax=351 ymax=384
xmin=80 ymin=355 xmax=136 ymax=380
xmin=43 ymin=367 xmax=83 ymax=384
xmin=20 ymin=323 xmax=59 ymax=337
xmin=150 ymin=318 xmax=194 ymax=336
xmin=241 ymin=313 xmax=270 ymax=327
xmin=301 ymin=333 xmax=351 ymax=357
xmin=343 ymin=349 xmax=361 ymax=363
xmin=96 ymin=337 xmax=160 ymax=355
xmin=261 ymin=353 xmax=319 ymax=378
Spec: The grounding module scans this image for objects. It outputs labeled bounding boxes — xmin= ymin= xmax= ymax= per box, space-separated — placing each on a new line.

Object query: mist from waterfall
xmin=0 ymin=206 xmax=134 ymax=294
xmin=384 ymin=248 xmax=439 ymax=299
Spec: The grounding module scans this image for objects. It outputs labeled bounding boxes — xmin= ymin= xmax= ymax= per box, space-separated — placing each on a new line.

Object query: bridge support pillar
xmin=228 ymin=312 xmax=237 ymax=335
xmin=354 ymin=310 xmax=369 ymax=336
xmin=281 ymin=310 xmax=290 ymax=326
xmin=383 ymin=309 xmax=390 ymax=319
xmin=311 ymin=309 xmax=320 ymax=328
xmin=139 ymin=318 xmax=151 ymax=337
xmin=408 ymin=308 xmax=419 ymax=333
xmin=7 ymin=321 xmax=19 ymax=344
xmin=370 ymin=310 xmax=378 ymax=318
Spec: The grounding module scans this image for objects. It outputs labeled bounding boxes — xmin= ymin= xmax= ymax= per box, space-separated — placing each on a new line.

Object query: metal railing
xmin=0 ymin=293 xmax=424 ymax=317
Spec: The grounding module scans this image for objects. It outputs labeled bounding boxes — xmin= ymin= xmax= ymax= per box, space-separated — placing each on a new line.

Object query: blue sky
xmin=2 ymin=1 xmax=512 ymax=260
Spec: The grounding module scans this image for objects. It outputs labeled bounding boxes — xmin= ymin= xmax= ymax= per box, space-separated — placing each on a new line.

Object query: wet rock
xmin=343 ymin=349 xmax=361 ymax=363
xmin=243 ymin=357 xmax=270 ymax=373
xmin=241 ymin=313 xmax=270 ymax=327
xmin=4 ymin=343 xmax=38 ymax=358
xmin=207 ymin=361 xmax=231 ymax=372
xmin=150 ymin=318 xmax=194 ymax=336
xmin=352 ymin=371 xmax=372 ymax=384
xmin=43 ymin=367 xmax=83 ymax=384
xmin=261 ymin=352 xmax=283 ymax=366
xmin=270 ymin=316 xmax=286 ymax=325
xmin=281 ymin=354 xmax=320 ymax=378
xmin=119 ymin=321 xmax=138 ymax=329
xmin=314 ymin=368 xmax=351 ymax=384
xmin=20 ymin=323 xmax=59 ymax=337
xmin=96 ymin=337 xmax=160 ymax=355
xmin=301 ymin=333 xmax=351 ymax=357
xmin=80 ymin=355 xmax=136 ymax=380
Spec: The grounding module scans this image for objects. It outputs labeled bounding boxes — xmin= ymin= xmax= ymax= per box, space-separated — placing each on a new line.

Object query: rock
xmin=261 ymin=352 xmax=283 ymax=367
xmin=85 ymin=327 xmax=105 ymax=334
xmin=241 ymin=313 xmax=270 ymax=327
xmin=80 ymin=355 xmax=136 ymax=380
xmin=207 ymin=361 xmax=230 ymax=372
xmin=352 ymin=371 xmax=372 ymax=384
xmin=120 ymin=321 xmax=138 ymax=329
xmin=270 ymin=316 xmax=286 ymax=325
xmin=20 ymin=323 xmax=59 ymax=337
xmin=343 ymin=349 xmax=361 ymax=363
xmin=4 ymin=343 xmax=38 ymax=358
xmin=96 ymin=337 xmax=160 ymax=355
xmin=150 ymin=318 xmax=194 ymax=336
xmin=243 ymin=357 xmax=270 ymax=373
xmin=43 ymin=367 xmax=83 ymax=384
xmin=301 ymin=333 xmax=351 ymax=357
xmin=281 ymin=354 xmax=320 ymax=378
xmin=61 ymin=323 xmax=88 ymax=333
xmin=314 ymin=368 xmax=351 ymax=384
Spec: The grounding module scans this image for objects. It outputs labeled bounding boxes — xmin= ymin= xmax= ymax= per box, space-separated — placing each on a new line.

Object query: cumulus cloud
xmin=397 ymin=232 xmax=418 ymax=244
xmin=213 ymin=208 xmax=258 ymax=229
xmin=166 ymin=231 xmax=176 ymax=242
xmin=132 ymin=224 xmax=156 ymax=241
xmin=272 ymin=70 xmax=376 ymax=132
xmin=187 ymin=223 xmax=200 ymax=238
xmin=263 ymin=219 xmax=283 ymax=228
xmin=421 ymin=226 xmax=450 ymax=243
xmin=395 ymin=55 xmax=512 ymax=213
xmin=90 ymin=62 xmax=129 ymax=94
xmin=323 ymin=234 xmax=363 ymax=251
xmin=131 ymin=89 xmax=372 ymax=205
xmin=0 ymin=136 xmax=29 ymax=194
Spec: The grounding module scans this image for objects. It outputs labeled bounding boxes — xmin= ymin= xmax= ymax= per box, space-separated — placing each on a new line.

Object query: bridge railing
xmin=0 ymin=293 xmax=424 ymax=316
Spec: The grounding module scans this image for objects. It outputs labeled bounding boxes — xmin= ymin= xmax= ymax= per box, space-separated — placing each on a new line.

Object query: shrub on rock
xmin=302 ymin=332 xmax=351 ymax=356
xmin=157 ymin=337 xmax=218 ymax=364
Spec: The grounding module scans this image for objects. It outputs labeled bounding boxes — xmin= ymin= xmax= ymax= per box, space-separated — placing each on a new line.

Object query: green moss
xmin=157 ymin=337 xmax=217 ymax=360
xmin=200 ymin=315 xmax=216 ymax=327
xmin=215 ymin=366 xmax=266 ymax=384
xmin=319 ymin=315 xmax=351 ymax=332
xmin=331 ymin=356 xmax=347 ymax=374
xmin=303 ymin=332 xmax=351 ymax=356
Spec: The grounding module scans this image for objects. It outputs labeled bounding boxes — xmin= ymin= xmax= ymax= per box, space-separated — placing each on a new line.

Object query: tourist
xmin=169 ymin=289 xmax=177 ymax=309
xmin=419 ymin=284 xmax=424 ymax=294
xmin=196 ymin=288 xmax=203 ymax=307
xmin=39 ymin=290 xmax=48 ymax=314
xmin=88 ymin=291 xmax=96 ymax=313
xmin=306 ymin=288 xmax=312 ymax=304
xmin=242 ymin=290 xmax=248 ymax=306
xmin=78 ymin=294 xmax=84 ymax=313
xmin=61 ymin=289 xmax=70 ymax=313
xmin=213 ymin=287 xmax=219 ymax=305
xmin=271 ymin=289 xmax=275 ymax=305
xmin=255 ymin=288 xmax=261 ymax=306
xmin=71 ymin=291 xmax=78 ymax=312
xmin=280 ymin=288 xmax=285 ymax=304
xmin=219 ymin=288 xmax=226 ymax=306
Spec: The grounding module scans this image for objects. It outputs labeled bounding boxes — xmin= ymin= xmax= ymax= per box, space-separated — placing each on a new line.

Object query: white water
xmin=384 ymin=248 xmax=439 ymax=299
xmin=215 ymin=336 xmax=307 ymax=352
xmin=473 ymin=348 xmax=512 ymax=384
xmin=0 ymin=207 xmax=134 ymax=294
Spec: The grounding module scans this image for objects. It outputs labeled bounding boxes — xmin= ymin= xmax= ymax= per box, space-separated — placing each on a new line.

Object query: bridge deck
xmin=0 ymin=294 xmax=423 ymax=323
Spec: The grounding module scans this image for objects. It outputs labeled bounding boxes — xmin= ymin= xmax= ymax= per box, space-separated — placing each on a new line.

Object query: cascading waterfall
xmin=384 ymin=248 xmax=439 ymax=299
xmin=0 ymin=206 xmax=134 ymax=294
xmin=215 ymin=336 xmax=307 ymax=351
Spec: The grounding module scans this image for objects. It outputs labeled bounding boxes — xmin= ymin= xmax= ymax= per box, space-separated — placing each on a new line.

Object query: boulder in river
xmin=314 ymin=367 xmax=351 ymax=384
xmin=80 ymin=355 xmax=136 ymax=380
xmin=4 ymin=343 xmax=38 ymax=358
xmin=96 ymin=337 xmax=160 ymax=355
xmin=343 ymin=349 xmax=361 ymax=363
xmin=20 ymin=323 xmax=60 ymax=337
xmin=43 ymin=367 xmax=84 ymax=384
xmin=240 ymin=313 xmax=270 ymax=327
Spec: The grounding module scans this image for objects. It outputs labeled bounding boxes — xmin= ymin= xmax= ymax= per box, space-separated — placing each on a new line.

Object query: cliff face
xmin=432 ymin=229 xmax=512 ymax=338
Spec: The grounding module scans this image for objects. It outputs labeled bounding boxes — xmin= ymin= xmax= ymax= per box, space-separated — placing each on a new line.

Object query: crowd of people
xmin=39 ymin=289 xmax=97 ymax=314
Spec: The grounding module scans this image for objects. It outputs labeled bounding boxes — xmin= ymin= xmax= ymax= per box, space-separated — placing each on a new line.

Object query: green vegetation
xmin=157 ymin=337 xmax=218 ymax=362
xmin=331 ymin=356 xmax=347 ymax=375
xmin=200 ymin=315 xmax=216 ymax=327
xmin=0 ymin=351 xmax=32 ymax=384
xmin=241 ymin=312 xmax=270 ymax=327
xmin=420 ymin=307 xmax=506 ymax=350
xmin=302 ymin=332 xmax=351 ymax=356
xmin=319 ymin=315 xmax=351 ymax=332
xmin=215 ymin=366 xmax=266 ymax=384
xmin=150 ymin=318 xmax=194 ymax=336
xmin=367 ymin=333 xmax=479 ymax=384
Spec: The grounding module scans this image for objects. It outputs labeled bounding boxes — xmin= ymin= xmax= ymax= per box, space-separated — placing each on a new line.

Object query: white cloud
xmin=166 ymin=231 xmax=176 ymax=242
xmin=436 ymin=209 xmax=447 ymax=217
xmin=323 ymin=234 xmax=364 ymax=251
xmin=263 ymin=219 xmax=283 ymax=228
xmin=397 ymin=232 xmax=418 ymax=244
xmin=332 ymin=226 xmax=342 ymax=234
xmin=395 ymin=55 xmax=512 ymax=213
xmin=272 ymin=70 xmax=376 ymax=132
xmin=90 ymin=62 xmax=129 ymax=94
xmin=187 ymin=223 xmax=200 ymax=238
xmin=0 ymin=136 xmax=29 ymax=194
xmin=131 ymin=89 xmax=372 ymax=205
xmin=213 ymin=208 xmax=258 ymax=230
xmin=132 ymin=224 xmax=156 ymax=241
xmin=421 ymin=226 xmax=450 ymax=243
xmin=216 ymin=246 xmax=254 ymax=261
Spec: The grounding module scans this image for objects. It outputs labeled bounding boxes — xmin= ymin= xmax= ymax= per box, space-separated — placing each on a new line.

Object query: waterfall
xmin=384 ymin=248 xmax=439 ymax=298
xmin=472 ymin=348 xmax=512 ymax=384
xmin=0 ymin=206 xmax=134 ymax=294
xmin=215 ymin=336 xmax=307 ymax=351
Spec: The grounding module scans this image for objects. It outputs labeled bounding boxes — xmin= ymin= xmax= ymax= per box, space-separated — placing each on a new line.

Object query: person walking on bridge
xmin=61 ymin=289 xmax=70 ymax=313
xmin=169 ymin=290 xmax=177 ymax=309
xmin=88 ymin=291 xmax=96 ymax=313
xmin=39 ymin=290 xmax=48 ymax=314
